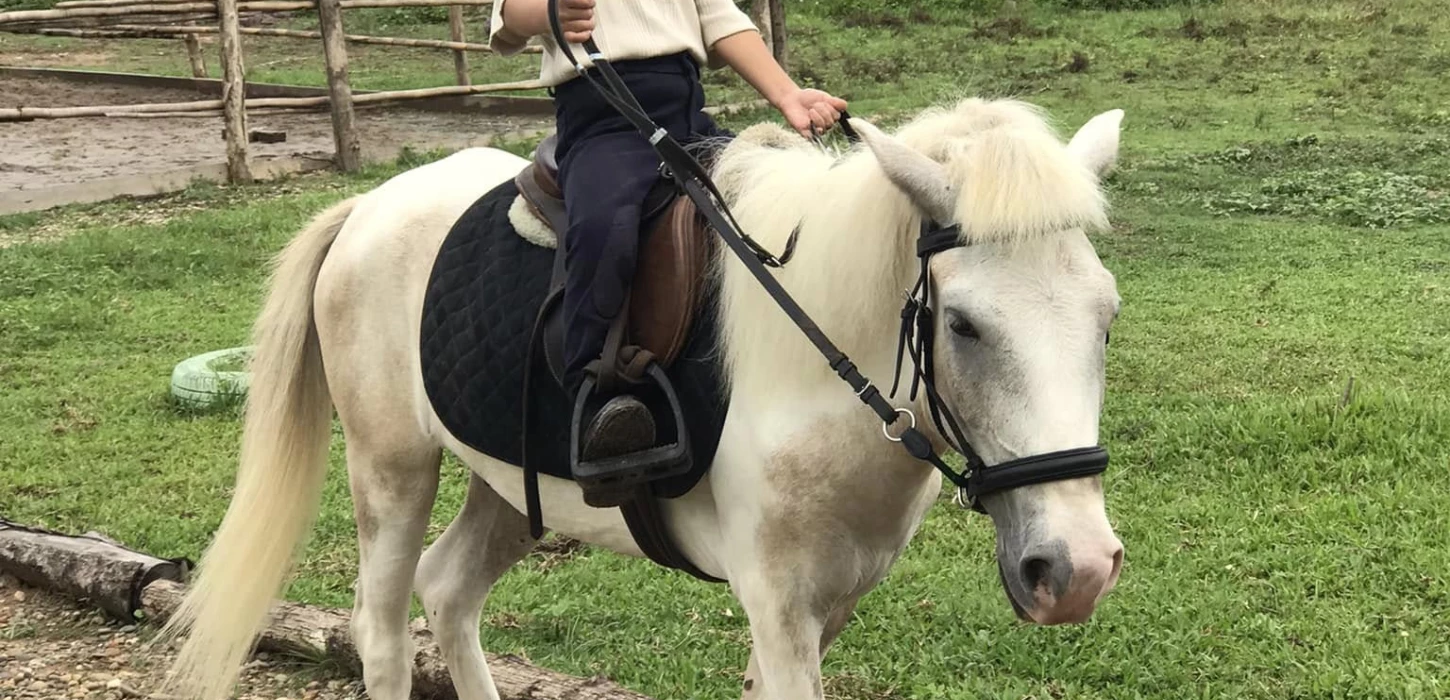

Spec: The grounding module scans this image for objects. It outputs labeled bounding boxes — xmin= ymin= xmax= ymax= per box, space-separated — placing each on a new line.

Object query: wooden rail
xmin=0 ymin=80 xmax=546 ymax=121
xmin=22 ymin=24 xmax=544 ymax=54
xmin=0 ymin=0 xmax=493 ymax=25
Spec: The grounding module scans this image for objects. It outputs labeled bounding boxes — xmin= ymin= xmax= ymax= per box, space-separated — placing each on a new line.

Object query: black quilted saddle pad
xmin=418 ymin=177 xmax=729 ymax=498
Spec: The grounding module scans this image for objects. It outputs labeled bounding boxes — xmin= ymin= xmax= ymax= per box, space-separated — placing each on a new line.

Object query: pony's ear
xmin=1066 ymin=109 xmax=1123 ymax=177
xmin=849 ymin=118 xmax=955 ymax=225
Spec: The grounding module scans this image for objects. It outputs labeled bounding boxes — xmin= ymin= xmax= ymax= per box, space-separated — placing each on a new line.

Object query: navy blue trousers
xmin=553 ymin=53 xmax=727 ymax=391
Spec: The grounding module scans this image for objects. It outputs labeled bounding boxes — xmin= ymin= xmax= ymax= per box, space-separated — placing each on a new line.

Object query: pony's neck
xmin=714 ymin=149 xmax=919 ymax=412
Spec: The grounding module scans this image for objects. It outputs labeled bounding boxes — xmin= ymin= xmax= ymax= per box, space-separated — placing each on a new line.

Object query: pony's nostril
xmin=1020 ymin=556 xmax=1053 ymax=593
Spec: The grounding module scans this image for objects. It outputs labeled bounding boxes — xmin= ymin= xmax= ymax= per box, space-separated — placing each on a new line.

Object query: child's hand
xmin=776 ymin=88 xmax=849 ymax=139
xmin=558 ymin=0 xmax=594 ymax=43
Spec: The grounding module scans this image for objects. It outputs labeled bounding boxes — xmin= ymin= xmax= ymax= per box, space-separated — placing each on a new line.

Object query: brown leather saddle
xmin=513 ymin=133 xmax=713 ymax=386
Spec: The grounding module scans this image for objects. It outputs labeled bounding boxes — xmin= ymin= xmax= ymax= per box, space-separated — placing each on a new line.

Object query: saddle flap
xmin=535 ymin=132 xmax=561 ymax=186
xmin=627 ymin=197 xmax=711 ymax=366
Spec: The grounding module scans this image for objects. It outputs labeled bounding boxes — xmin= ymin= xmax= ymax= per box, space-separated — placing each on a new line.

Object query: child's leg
xmin=557 ymin=130 xmax=665 ymax=391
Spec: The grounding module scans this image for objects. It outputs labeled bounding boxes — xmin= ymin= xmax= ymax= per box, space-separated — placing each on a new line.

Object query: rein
xmin=542 ymin=4 xmax=1108 ymax=512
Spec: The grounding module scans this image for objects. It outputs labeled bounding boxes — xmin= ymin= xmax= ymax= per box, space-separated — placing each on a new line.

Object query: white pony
xmin=161 ymin=98 xmax=1127 ymax=700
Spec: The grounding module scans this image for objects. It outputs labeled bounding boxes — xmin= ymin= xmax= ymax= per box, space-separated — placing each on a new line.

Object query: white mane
xmin=709 ymin=98 xmax=1109 ymax=408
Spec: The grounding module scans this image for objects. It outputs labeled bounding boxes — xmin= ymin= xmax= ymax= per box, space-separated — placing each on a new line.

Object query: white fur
xmin=160 ymin=99 xmax=1128 ymax=700
xmin=1067 ymin=108 xmax=1125 ymax=177
xmin=507 ymin=196 xmax=557 ymax=249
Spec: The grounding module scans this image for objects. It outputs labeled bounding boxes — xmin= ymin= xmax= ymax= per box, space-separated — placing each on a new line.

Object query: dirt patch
xmin=0 ymin=574 xmax=362 ymax=700
xmin=971 ymin=16 xmax=1052 ymax=42
xmin=0 ymin=75 xmax=552 ymax=196
xmin=530 ymin=535 xmax=586 ymax=572
xmin=0 ymin=48 xmax=122 ymax=70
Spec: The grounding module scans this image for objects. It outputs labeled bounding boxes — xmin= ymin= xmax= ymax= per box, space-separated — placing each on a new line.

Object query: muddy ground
xmin=0 ymin=75 xmax=551 ymax=195
xmin=0 ymin=574 xmax=362 ymax=700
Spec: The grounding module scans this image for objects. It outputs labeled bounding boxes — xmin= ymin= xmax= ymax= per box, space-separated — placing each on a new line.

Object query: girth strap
xmin=620 ymin=487 xmax=725 ymax=583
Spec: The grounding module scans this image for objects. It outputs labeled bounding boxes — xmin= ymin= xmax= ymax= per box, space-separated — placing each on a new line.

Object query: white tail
xmin=160 ymin=197 xmax=356 ymax=700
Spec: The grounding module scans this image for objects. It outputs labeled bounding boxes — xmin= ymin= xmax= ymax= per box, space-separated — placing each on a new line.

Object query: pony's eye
xmin=949 ymin=315 xmax=980 ymax=340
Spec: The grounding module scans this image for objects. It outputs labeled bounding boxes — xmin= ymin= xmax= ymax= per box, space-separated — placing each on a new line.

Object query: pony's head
xmin=712 ymin=99 xmax=1126 ymax=625
xmin=856 ymin=102 xmax=1125 ymax=625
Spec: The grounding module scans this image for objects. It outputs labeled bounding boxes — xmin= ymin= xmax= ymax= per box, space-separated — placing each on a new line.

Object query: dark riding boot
xmin=576 ymin=393 xmax=657 ymax=507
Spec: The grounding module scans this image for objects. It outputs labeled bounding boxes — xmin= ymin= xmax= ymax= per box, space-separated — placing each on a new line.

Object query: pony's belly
xmin=441 ymin=432 xmax=648 ymax=555
xmin=439 ymin=430 xmax=729 ymax=580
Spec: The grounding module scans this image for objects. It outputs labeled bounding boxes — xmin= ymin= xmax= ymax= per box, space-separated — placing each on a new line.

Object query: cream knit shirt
xmin=489 ymin=0 xmax=759 ymax=87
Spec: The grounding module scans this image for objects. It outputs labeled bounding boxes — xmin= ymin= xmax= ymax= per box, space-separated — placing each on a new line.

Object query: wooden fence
xmin=0 ymin=0 xmax=544 ymax=182
xmin=0 ymin=0 xmax=790 ymax=183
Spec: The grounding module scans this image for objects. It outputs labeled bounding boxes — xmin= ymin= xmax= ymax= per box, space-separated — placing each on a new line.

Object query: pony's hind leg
xmin=414 ymin=472 xmax=538 ymax=700
xmin=346 ymin=437 xmax=443 ymax=700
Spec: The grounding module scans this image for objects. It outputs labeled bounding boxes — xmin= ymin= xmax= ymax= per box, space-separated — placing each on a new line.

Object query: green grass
xmin=3 ymin=0 xmax=1450 ymax=698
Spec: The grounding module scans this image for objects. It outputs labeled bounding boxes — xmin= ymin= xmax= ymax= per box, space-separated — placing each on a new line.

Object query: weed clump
xmin=1204 ymin=170 xmax=1450 ymax=228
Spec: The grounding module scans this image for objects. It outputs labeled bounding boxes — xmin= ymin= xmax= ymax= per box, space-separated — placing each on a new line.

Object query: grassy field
xmin=4 ymin=0 xmax=1450 ymax=698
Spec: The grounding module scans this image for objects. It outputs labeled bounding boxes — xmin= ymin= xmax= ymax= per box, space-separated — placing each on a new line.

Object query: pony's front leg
xmin=742 ymin=597 xmax=852 ymax=700
xmin=734 ymin=578 xmax=828 ymax=700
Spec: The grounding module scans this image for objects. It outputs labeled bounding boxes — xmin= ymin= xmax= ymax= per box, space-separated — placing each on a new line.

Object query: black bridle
xmin=543 ymin=4 xmax=1109 ymax=512
xmin=894 ymin=222 xmax=1110 ymax=510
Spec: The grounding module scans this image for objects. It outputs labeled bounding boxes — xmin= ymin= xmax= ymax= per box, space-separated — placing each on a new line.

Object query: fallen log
xmin=141 ymin=580 xmax=655 ymax=700
xmin=0 ymin=79 xmax=545 ymax=121
xmin=1 ymin=521 xmax=656 ymax=700
xmin=0 ymin=519 xmax=190 ymax=621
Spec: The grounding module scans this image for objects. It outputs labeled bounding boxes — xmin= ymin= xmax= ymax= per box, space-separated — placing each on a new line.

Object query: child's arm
xmin=711 ymin=30 xmax=848 ymax=139
xmin=490 ymin=0 xmax=593 ymax=53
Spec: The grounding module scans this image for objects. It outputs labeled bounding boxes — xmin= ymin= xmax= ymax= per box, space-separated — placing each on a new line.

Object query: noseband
xmin=545 ymin=2 xmax=1109 ymax=515
xmin=892 ymin=221 xmax=1110 ymax=512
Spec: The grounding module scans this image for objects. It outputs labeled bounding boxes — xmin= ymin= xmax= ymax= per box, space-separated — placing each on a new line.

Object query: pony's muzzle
xmin=1016 ymin=538 xmax=1123 ymax=625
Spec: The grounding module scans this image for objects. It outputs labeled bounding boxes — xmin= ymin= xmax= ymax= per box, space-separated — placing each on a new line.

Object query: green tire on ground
xmin=170 ymin=346 xmax=254 ymax=409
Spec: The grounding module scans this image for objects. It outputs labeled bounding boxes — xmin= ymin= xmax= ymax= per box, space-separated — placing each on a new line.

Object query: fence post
xmin=767 ymin=0 xmax=786 ymax=70
xmin=317 ymin=0 xmax=362 ymax=172
xmin=750 ymin=0 xmax=770 ymax=53
xmin=447 ymin=4 xmax=470 ymax=86
xmin=216 ymin=0 xmax=251 ymax=183
xmin=183 ymin=34 xmax=207 ymax=77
